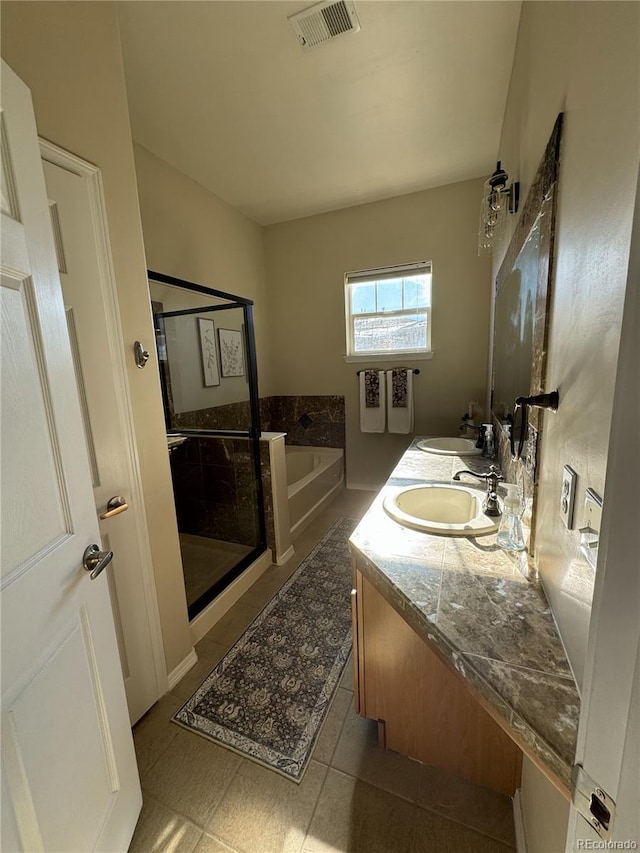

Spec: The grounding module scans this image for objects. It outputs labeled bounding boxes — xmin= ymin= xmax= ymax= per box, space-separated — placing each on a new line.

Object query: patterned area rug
xmin=174 ymin=517 xmax=358 ymax=782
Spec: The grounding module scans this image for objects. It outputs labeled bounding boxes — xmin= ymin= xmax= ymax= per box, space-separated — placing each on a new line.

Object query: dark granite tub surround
xmin=349 ymin=439 xmax=580 ymax=791
xmin=258 ymin=438 xmax=276 ymax=555
xmin=261 ymin=395 xmax=345 ymax=449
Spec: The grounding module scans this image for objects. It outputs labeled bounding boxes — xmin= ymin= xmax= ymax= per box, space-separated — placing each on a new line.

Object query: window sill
xmin=343 ymin=351 xmax=434 ymax=363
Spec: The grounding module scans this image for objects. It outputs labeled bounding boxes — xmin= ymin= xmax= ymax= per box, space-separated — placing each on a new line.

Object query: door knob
xmin=83 ymin=544 xmax=113 ymax=580
xmin=99 ymin=496 xmax=129 ymax=519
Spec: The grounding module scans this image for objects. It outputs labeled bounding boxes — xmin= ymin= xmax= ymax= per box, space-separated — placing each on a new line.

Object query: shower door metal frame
xmin=148 ymin=269 xmax=267 ymax=620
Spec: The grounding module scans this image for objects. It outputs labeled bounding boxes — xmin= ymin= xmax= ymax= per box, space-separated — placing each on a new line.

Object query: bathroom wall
xmin=492 ymin=2 xmax=640 ymax=848
xmin=263 ymin=178 xmax=493 ymax=489
xmin=520 ymin=757 xmax=570 ymax=853
xmin=0 ymin=1 xmax=193 ymax=676
xmin=134 ymin=145 xmax=274 ymax=397
xmin=494 ymin=0 xmax=639 ymax=695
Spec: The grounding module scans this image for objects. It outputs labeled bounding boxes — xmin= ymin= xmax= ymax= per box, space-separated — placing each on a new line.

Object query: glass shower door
xmin=150 ymin=272 xmax=266 ymax=620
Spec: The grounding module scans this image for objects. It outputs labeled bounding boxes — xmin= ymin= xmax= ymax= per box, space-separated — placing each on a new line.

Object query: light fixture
xmin=478 ymin=162 xmax=520 ymax=254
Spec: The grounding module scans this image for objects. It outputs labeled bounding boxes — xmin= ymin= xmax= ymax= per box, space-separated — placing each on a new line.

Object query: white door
xmin=0 ymin=60 xmax=141 ymax=853
xmin=41 ymin=147 xmax=165 ymax=724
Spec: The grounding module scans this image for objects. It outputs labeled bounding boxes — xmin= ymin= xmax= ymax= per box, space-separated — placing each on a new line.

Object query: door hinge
xmin=572 ymin=764 xmax=616 ymax=840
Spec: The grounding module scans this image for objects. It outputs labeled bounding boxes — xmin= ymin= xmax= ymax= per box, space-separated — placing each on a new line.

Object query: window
xmin=344 ymin=261 xmax=432 ymax=360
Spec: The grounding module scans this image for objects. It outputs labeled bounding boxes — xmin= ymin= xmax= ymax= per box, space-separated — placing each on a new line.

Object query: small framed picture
xmin=198 ymin=318 xmax=220 ymax=386
xmin=218 ymin=328 xmax=245 ymax=377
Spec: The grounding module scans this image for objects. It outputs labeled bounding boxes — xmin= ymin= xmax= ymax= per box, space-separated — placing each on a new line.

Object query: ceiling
xmin=117 ymin=1 xmax=521 ymax=226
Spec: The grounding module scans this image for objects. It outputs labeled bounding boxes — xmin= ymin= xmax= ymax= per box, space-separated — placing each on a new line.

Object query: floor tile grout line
xmin=415 ymin=800 xmax=517 ymax=849
xmin=135 ymin=725 xmax=180 ymax=782
xmin=322 ymin=689 xmax=354 ymax=769
xmin=323 ymin=753 xmax=516 ymax=849
xmin=138 ymin=788 xmax=209 ymax=841
xmin=298 ymin=761 xmax=332 ymax=853
xmin=202 ymin=754 xmax=246 ymax=836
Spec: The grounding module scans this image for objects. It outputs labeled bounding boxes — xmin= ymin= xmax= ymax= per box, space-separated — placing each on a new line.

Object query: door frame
xmin=39 ymin=138 xmax=168 ymax=702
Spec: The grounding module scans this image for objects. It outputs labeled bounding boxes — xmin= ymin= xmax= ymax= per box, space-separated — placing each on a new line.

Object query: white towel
xmin=359 ymin=371 xmax=386 ymax=433
xmin=386 ymin=369 xmax=414 ymax=434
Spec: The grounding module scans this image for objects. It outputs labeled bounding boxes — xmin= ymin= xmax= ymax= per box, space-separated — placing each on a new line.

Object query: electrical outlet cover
xmin=561 ymin=465 xmax=577 ymax=529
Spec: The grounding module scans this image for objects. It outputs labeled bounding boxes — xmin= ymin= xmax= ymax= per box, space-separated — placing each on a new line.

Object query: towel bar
xmin=356 ymin=368 xmax=420 ymax=376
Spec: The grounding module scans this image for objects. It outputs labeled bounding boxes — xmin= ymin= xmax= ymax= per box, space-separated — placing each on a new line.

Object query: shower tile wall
xmin=170 ymin=395 xmax=345 ymax=560
xmin=170 ymin=437 xmax=259 ymax=547
xmin=171 ymin=400 xmax=251 ymax=432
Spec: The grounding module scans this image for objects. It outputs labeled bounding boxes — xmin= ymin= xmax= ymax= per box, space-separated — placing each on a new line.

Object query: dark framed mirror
xmin=491 ymin=114 xmax=563 ymax=482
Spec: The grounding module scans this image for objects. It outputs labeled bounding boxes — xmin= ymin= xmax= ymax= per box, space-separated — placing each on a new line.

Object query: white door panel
xmin=1 ymin=271 xmax=71 ymax=579
xmin=3 ymin=609 xmax=119 ymax=853
xmin=1 ymin=60 xmax=141 ymax=852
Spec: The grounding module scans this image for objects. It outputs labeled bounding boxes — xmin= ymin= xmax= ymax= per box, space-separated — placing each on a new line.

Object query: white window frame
xmin=343 ymin=261 xmax=433 ymax=362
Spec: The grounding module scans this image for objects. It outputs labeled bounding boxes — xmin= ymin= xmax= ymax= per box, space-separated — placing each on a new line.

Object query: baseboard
xmin=513 ymin=789 xmax=527 ymax=853
xmin=346 ymin=481 xmax=383 ymax=492
xmin=275 ymin=545 xmax=295 ymax=566
xmin=189 ymin=548 xmax=273 ymax=644
xmin=167 ymin=648 xmax=198 ymax=691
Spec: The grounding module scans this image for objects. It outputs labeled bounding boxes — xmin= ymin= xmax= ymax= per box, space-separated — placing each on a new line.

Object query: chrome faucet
xmin=453 ymin=465 xmax=504 ymax=517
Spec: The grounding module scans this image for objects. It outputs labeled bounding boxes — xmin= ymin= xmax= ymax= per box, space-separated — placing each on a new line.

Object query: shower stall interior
xmin=149 ymin=270 xmax=266 ymax=620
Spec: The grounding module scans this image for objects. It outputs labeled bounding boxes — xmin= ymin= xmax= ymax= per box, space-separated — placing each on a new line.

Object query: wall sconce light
xmin=478 ymin=161 xmax=520 ymax=254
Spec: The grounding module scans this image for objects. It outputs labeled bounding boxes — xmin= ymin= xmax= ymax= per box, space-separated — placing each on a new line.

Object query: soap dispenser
xmin=497 ymin=484 xmax=526 ymax=551
xmin=481 ymin=423 xmax=494 ymax=458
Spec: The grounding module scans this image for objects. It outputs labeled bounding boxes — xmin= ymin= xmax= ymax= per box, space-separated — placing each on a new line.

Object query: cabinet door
xmin=356 ymin=568 xmax=522 ymax=797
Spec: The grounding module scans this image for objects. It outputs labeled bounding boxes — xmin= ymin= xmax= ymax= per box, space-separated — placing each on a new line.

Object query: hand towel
xmin=359 ymin=370 xmax=386 ymax=433
xmin=386 ymin=369 xmax=414 ymax=434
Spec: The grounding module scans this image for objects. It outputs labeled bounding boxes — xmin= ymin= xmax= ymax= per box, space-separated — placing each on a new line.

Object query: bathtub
xmin=285 ymin=446 xmax=344 ymax=535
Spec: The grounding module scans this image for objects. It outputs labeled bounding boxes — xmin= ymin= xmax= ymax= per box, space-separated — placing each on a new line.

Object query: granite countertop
xmin=349 ymin=438 xmax=580 ymax=793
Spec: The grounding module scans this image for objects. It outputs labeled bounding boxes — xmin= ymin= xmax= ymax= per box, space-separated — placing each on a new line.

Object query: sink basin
xmin=417 ymin=437 xmax=482 ymax=456
xmin=383 ymin=484 xmax=500 ymax=536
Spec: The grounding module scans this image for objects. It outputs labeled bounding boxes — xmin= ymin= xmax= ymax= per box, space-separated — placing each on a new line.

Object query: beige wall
xmin=520 ymin=757 xmax=570 ymax=853
xmin=1 ymin=2 xmax=193 ymax=675
xmin=134 ymin=145 xmax=273 ymax=397
xmin=264 ymin=179 xmax=493 ymax=488
xmin=494 ymin=0 xmax=639 ymax=691
xmin=492 ymin=1 xmax=640 ymax=844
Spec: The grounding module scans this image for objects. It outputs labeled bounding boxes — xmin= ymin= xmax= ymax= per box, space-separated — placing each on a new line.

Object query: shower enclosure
xmin=149 ymin=270 xmax=266 ymax=620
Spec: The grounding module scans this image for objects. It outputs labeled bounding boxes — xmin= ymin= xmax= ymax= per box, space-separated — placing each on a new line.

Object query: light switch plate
xmin=560 ymin=465 xmax=577 ymax=529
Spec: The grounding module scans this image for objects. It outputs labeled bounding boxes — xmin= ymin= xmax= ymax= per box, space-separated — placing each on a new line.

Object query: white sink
xmin=383 ymin=484 xmax=500 ymax=536
xmin=417 ymin=437 xmax=482 ymax=456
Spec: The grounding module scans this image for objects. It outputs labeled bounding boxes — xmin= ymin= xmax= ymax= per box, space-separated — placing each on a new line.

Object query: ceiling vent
xmin=288 ymin=1 xmax=361 ymax=51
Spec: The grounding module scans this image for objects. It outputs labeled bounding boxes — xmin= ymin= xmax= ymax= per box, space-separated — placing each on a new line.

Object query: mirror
xmin=491 ymin=115 xmax=563 ymax=481
xmin=148 ymin=274 xmax=255 ymax=433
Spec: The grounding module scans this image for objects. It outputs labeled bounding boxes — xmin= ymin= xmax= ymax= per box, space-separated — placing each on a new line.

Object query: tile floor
xmin=130 ymin=489 xmax=517 ymax=853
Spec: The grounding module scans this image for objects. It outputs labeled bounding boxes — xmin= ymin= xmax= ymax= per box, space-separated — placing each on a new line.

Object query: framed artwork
xmin=198 ymin=318 xmax=220 ymax=386
xmin=218 ymin=328 xmax=245 ymax=377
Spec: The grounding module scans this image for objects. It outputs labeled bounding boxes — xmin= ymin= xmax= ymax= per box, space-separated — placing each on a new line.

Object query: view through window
xmin=345 ymin=262 xmax=432 ymax=356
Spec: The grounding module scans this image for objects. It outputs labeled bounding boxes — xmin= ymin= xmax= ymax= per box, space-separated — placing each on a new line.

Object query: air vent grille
xmin=288 ymin=1 xmax=361 ymax=51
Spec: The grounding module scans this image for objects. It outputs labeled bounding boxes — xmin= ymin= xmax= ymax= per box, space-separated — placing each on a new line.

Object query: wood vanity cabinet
xmin=351 ymin=561 xmax=523 ymax=797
